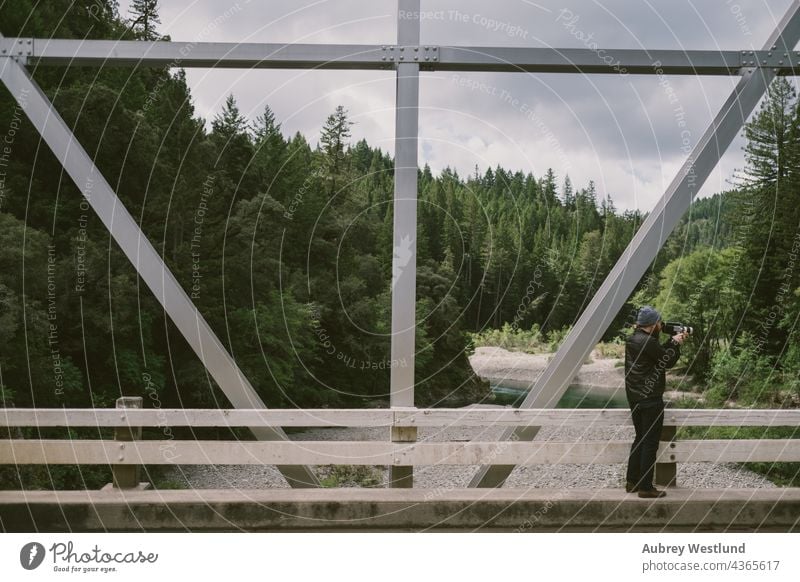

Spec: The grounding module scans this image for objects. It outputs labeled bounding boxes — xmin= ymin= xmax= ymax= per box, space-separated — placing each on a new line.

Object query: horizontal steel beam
xmin=2 ymin=408 xmax=799 ymax=427
xmin=5 ymin=38 xmax=800 ymax=74
xmin=1 ymin=38 xmax=392 ymax=70
xmin=437 ymin=47 xmax=745 ymax=75
xmin=3 ymin=439 xmax=797 ymax=465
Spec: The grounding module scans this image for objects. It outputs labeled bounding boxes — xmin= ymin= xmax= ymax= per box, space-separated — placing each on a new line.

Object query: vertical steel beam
xmin=0 ymin=52 xmax=319 ymax=488
xmin=470 ymin=0 xmax=800 ymax=487
xmin=390 ymin=0 xmax=420 ymax=487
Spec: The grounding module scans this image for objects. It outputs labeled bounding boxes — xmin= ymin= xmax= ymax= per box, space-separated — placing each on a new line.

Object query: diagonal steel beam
xmin=0 ymin=48 xmax=319 ymax=488
xmin=470 ymin=0 xmax=800 ymax=488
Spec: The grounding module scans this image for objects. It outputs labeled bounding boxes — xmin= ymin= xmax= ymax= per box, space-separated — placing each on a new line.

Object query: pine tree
xmin=741 ymin=77 xmax=798 ymax=188
xmin=319 ymin=105 xmax=353 ymax=196
xmin=562 ymin=175 xmax=575 ymax=209
xmin=129 ymin=0 xmax=161 ymax=40
xmin=733 ymin=77 xmax=800 ymax=353
xmin=252 ymin=105 xmax=287 ymax=195
xmin=212 ymin=94 xmax=249 ymax=141
xmin=320 ymin=106 xmax=352 ymax=158
xmin=210 ymin=94 xmax=256 ymax=196
xmin=540 ymin=168 xmax=559 ymax=206
xmin=585 ymin=180 xmax=598 ymax=209
xmin=253 ymin=104 xmax=281 ymax=144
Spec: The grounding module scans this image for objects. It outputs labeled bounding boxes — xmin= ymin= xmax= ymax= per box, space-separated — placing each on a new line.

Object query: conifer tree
xmin=733 ymin=77 xmax=800 ymax=351
xmin=129 ymin=0 xmax=160 ymax=40
xmin=319 ymin=105 xmax=353 ymax=196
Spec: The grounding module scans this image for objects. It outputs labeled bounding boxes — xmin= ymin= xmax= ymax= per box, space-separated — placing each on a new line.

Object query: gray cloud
xmin=116 ymin=0 xmax=795 ymax=210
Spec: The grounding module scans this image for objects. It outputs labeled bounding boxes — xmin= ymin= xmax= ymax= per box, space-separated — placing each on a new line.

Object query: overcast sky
xmin=116 ymin=0 xmax=798 ymax=211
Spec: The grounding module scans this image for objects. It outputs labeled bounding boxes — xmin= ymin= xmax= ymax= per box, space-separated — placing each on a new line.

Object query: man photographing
xmin=624 ymin=306 xmax=687 ymax=498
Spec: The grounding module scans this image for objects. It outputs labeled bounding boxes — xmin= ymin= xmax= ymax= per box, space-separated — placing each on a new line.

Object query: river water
xmin=491 ymin=382 xmax=629 ymax=408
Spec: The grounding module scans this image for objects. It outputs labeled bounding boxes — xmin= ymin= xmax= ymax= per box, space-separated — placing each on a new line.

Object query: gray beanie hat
xmin=636 ymin=305 xmax=661 ymax=326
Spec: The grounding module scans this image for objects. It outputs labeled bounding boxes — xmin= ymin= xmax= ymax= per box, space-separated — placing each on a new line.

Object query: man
xmin=624 ymin=306 xmax=686 ymax=498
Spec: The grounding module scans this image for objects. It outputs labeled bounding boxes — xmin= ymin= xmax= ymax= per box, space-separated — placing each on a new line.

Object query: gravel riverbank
xmin=158 ymin=347 xmax=774 ymax=490
xmin=158 ymin=420 xmax=775 ymax=490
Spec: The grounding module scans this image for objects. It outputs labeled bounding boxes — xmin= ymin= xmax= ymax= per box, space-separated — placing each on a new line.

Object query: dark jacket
xmin=624 ymin=328 xmax=681 ymax=404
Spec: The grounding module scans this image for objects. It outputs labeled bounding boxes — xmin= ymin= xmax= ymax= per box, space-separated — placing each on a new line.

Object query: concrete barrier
xmin=1 ymin=487 xmax=798 ymax=532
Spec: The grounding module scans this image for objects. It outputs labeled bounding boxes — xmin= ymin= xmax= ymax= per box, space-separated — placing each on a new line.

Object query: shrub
xmin=546 ymin=326 xmax=571 ymax=352
xmin=469 ymin=323 xmax=545 ymax=353
xmin=596 ymin=340 xmax=625 ymax=359
xmin=705 ymin=332 xmax=779 ymax=406
xmin=318 ymin=465 xmax=383 ymax=487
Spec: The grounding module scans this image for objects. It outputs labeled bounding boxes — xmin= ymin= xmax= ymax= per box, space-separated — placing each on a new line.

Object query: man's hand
xmin=671 ymin=333 xmax=686 ymax=345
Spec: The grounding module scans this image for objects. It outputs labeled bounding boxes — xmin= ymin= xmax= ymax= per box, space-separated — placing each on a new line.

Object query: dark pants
xmin=626 ymin=398 xmax=665 ymax=491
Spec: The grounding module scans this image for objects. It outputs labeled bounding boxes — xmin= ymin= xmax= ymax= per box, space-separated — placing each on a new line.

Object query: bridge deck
xmin=1 ymin=487 xmax=798 ymax=532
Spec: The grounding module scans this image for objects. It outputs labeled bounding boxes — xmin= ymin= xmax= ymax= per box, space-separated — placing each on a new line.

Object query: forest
xmin=0 ymin=0 xmax=798 ymax=431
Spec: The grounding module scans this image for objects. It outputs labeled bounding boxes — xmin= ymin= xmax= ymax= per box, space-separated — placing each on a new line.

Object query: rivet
xmin=763 ymin=60 xmax=767 ymax=64
xmin=768 ymin=52 xmax=773 ymax=57
xmin=382 ymin=56 xmax=386 ymax=61
xmin=27 ymin=40 xmax=31 ymax=45
xmin=400 ymin=46 xmax=404 ymax=51
xmin=414 ymin=55 xmax=418 ymax=60
xmin=389 ymin=46 xmax=394 ymax=51
xmin=400 ymin=55 xmax=404 ymax=60
xmin=425 ymin=46 xmax=430 ymax=51
xmin=433 ymin=47 xmax=438 ymax=51
xmin=414 ymin=47 xmax=419 ymax=52
xmin=433 ymin=56 xmax=438 ymax=61
xmin=670 ymin=454 xmax=676 ymax=461
xmin=118 ymin=456 xmax=124 ymax=461
xmin=425 ymin=56 xmax=429 ymax=61
xmin=120 ymin=444 xmax=125 ymax=449
xmin=780 ymin=60 xmax=784 ymax=65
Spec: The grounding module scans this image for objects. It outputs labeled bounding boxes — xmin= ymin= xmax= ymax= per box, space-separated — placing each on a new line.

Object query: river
xmin=491 ymin=382 xmax=629 ymax=408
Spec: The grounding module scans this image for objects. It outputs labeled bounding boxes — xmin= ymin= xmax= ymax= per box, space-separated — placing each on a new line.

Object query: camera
xmin=662 ymin=321 xmax=693 ymax=336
